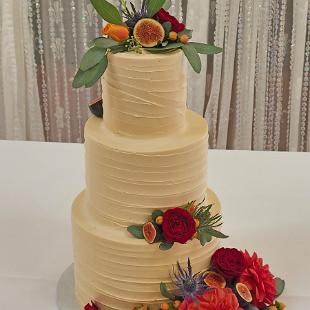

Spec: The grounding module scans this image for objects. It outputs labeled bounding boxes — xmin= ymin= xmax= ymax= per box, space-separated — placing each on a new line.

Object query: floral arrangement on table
xmin=83 ymin=248 xmax=285 ymax=310
xmin=72 ymin=0 xmax=222 ymax=89
xmin=127 ymin=199 xmax=228 ymax=251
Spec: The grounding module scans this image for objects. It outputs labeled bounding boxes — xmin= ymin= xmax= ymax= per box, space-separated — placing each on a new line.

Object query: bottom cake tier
xmin=72 ymin=188 xmax=222 ymax=310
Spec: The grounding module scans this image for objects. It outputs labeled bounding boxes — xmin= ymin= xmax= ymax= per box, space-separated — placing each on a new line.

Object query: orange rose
xmin=101 ymin=23 xmax=129 ymax=42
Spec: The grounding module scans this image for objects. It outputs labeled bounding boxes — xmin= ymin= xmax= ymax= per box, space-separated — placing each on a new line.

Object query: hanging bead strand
xmin=34 ymin=0 xmax=50 ymax=141
xmin=300 ymin=3 xmax=310 ymax=151
xmin=273 ymin=0 xmax=287 ymax=151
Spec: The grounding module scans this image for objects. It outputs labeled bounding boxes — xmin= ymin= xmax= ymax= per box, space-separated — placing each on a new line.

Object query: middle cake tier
xmin=85 ymin=109 xmax=209 ymax=226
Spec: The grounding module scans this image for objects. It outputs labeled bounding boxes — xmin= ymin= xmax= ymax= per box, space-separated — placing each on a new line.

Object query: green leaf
xmin=90 ymin=0 xmax=123 ymax=24
xmin=206 ymin=228 xmax=229 ymax=239
xmin=80 ymin=46 xmax=106 ymax=71
xmin=151 ymin=210 xmax=164 ymax=221
xmin=127 ymin=225 xmax=145 ymax=239
xmin=93 ymin=37 xmax=119 ymax=49
xmin=189 ymin=42 xmax=223 ymax=54
xmin=162 ymin=0 xmax=172 ymax=10
xmin=72 ymin=69 xmax=87 ymax=88
xmin=84 ymin=56 xmax=108 ymax=88
xmin=162 ymin=21 xmax=172 ymax=35
xmin=145 ymin=42 xmax=184 ymax=53
xmin=198 ymin=231 xmax=212 ymax=246
xmin=275 ymin=277 xmax=285 ymax=297
xmin=160 ymin=282 xmax=176 ymax=301
xmin=159 ymin=241 xmax=174 ymax=251
xmin=182 ymin=44 xmax=202 ymax=73
xmin=147 ymin=0 xmax=166 ymax=17
xmin=110 ymin=44 xmax=128 ymax=53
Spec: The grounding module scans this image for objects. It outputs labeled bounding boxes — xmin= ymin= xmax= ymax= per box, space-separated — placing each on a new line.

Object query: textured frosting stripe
xmin=72 ymin=189 xmax=221 ymax=310
xmin=102 ymin=50 xmax=186 ymax=136
xmin=84 ymin=111 xmax=208 ymax=225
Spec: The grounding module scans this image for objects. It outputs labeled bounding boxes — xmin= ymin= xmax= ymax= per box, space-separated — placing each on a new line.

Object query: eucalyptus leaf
xmin=84 ymin=56 xmax=108 ymax=88
xmin=72 ymin=69 xmax=87 ymax=88
xmin=189 ymin=42 xmax=223 ymax=55
xmin=127 ymin=225 xmax=145 ymax=239
xmin=80 ymin=46 xmax=106 ymax=71
xmin=206 ymin=228 xmax=229 ymax=239
xmin=110 ymin=44 xmax=128 ymax=53
xmin=147 ymin=0 xmax=166 ymax=17
xmin=275 ymin=277 xmax=285 ymax=297
xmin=159 ymin=241 xmax=174 ymax=251
xmin=182 ymin=44 xmax=202 ymax=73
xmin=198 ymin=231 xmax=212 ymax=246
xmin=93 ymin=37 xmax=119 ymax=49
xmin=145 ymin=42 xmax=183 ymax=53
xmin=90 ymin=0 xmax=123 ymax=24
xmin=162 ymin=0 xmax=172 ymax=10
xmin=160 ymin=282 xmax=176 ymax=301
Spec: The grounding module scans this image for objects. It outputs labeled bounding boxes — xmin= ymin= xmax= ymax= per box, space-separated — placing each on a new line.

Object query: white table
xmin=0 ymin=140 xmax=309 ymax=309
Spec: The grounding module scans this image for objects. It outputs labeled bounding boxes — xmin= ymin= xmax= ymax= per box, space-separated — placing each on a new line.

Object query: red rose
xmin=154 ymin=9 xmax=185 ymax=33
xmin=84 ymin=302 xmax=98 ymax=310
xmin=211 ymin=248 xmax=246 ymax=280
xmin=240 ymin=251 xmax=276 ymax=308
xmin=162 ymin=207 xmax=196 ymax=244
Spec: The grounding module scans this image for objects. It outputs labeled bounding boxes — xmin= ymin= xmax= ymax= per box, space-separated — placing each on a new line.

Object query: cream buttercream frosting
xmin=102 ymin=50 xmax=186 ymax=137
xmin=84 ymin=110 xmax=208 ymax=226
xmin=72 ymin=51 xmax=222 ymax=310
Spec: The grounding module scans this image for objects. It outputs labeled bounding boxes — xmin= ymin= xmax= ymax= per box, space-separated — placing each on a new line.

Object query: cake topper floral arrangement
xmin=84 ymin=248 xmax=286 ymax=310
xmin=127 ymin=199 xmax=228 ymax=251
xmin=73 ymin=0 xmax=222 ymax=89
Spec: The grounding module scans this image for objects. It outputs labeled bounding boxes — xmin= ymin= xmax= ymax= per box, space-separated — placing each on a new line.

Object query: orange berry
xmin=173 ymin=300 xmax=181 ymax=308
xmin=156 ymin=216 xmax=164 ymax=225
xmin=161 ymin=303 xmax=169 ymax=310
xmin=278 ymin=303 xmax=286 ymax=310
xmin=168 ymin=31 xmax=178 ymax=41
xmin=194 ymin=218 xmax=200 ymax=228
xmin=180 ymin=34 xmax=189 ymax=44
xmin=188 ymin=201 xmax=197 ymax=213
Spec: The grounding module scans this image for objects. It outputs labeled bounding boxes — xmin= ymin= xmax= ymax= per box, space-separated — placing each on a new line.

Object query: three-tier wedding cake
xmin=72 ymin=50 xmax=222 ymax=309
xmin=71 ymin=1 xmax=226 ymax=309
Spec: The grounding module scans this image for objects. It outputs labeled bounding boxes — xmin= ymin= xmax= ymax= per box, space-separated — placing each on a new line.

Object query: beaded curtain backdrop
xmin=1 ymin=0 xmax=310 ymax=151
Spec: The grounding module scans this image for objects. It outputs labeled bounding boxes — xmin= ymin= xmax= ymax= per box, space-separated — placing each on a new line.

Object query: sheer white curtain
xmin=186 ymin=0 xmax=310 ymax=152
xmin=0 ymin=0 xmax=44 ymax=141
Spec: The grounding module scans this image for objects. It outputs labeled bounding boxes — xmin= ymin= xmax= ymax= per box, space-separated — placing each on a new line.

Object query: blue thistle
xmin=172 ymin=258 xmax=207 ymax=301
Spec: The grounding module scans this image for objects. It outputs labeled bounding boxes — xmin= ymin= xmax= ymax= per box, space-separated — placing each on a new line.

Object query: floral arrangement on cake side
xmin=83 ymin=248 xmax=285 ymax=310
xmin=127 ymin=199 xmax=228 ymax=251
xmin=73 ymin=0 xmax=222 ymax=89
xmin=157 ymin=249 xmax=285 ymax=310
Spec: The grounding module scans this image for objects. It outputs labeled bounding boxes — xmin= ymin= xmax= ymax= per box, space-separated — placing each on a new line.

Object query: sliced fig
xmin=89 ymin=97 xmax=103 ymax=118
xmin=143 ymin=222 xmax=159 ymax=243
xmin=204 ymin=271 xmax=226 ymax=288
xmin=235 ymin=282 xmax=253 ymax=306
xmin=133 ymin=18 xmax=165 ymax=47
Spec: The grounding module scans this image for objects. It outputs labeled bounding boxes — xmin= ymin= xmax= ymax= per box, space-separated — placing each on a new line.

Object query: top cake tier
xmin=102 ymin=50 xmax=186 ymax=137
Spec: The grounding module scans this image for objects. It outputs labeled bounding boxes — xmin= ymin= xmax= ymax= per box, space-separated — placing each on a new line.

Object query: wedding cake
xmin=71 ymin=1 xmax=225 ymax=309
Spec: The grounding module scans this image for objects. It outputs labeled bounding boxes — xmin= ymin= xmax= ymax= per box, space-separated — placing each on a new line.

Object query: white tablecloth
xmin=0 ymin=140 xmax=309 ymax=309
